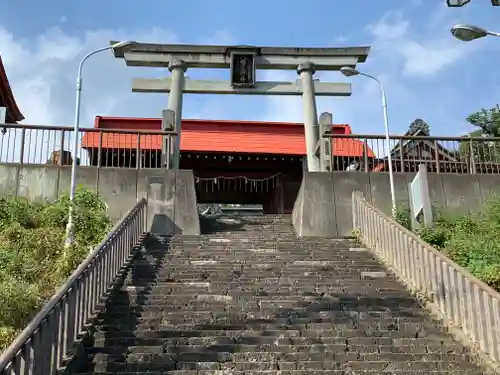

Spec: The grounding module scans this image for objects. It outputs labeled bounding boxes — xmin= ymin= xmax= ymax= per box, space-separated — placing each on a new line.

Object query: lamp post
xmin=450 ymin=24 xmax=500 ymax=41
xmin=340 ymin=66 xmax=397 ymax=218
xmin=65 ymin=40 xmax=134 ymax=249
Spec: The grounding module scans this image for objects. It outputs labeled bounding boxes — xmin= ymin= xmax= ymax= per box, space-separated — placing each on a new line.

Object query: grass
xmin=0 ymin=187 xmax=111 ymax=351
xmin=395 ymin=196 xmax=500 ymax=291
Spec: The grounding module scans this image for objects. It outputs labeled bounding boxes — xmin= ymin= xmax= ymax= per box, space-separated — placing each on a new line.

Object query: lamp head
xmin=340 ymin=66 xmax=360 ymax=77
xmin=446 ymin=0 xmax=471 ymax=7
xmin=451 ymin=24 xmax=488 ymax=42
xmin=110 ymin=40 xmax=135 ymax=49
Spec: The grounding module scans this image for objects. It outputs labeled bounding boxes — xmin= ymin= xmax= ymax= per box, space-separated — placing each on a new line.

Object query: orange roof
xmin=81 ymin=116 xmax=375 ymax=157
xmin=0 ymin=56 xmax=24 ymax=123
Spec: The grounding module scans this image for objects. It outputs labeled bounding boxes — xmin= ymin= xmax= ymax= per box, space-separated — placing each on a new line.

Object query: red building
xmin=0 ymin=55 xmax=24 ymax=123
xmin=82 ymin=116 xmax=373 ymax=211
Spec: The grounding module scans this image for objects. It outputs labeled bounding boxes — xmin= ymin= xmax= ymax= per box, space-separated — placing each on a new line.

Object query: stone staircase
xmin=72 ymin=214 xmax=489 ymax=375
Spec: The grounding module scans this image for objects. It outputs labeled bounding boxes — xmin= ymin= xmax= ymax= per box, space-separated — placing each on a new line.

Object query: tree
xmin=461 ymin=105 xmax=500 ymax=165
xmin=466 ymin=104 xmax=500 ymax=137
xmin=408 ymin=118 xmax=430 ymax=136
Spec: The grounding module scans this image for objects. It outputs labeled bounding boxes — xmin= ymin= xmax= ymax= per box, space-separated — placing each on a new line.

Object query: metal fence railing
xmin=4 ymin=123 xmax=500 ymax=175
xmin=0 ymin=198 xmax=148 ymax=375
xmin=0 ymin=123 xmax=176 ymax=168
xmin=326 ymin=133 xmax=500 ymax=174
xmin=352 ymin=191 xmax=500 ymax=364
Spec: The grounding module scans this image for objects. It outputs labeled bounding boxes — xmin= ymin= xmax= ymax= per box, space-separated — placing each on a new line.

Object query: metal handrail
xmin=0 ymin=122 xmax=177 ymax=136
xmin=324 ymin=132 xmax=500 ymax=142
xmin=0 ymin=197 xmax=148 ymax=374
xmin=352 ymin=191 xmax=500 ymax=364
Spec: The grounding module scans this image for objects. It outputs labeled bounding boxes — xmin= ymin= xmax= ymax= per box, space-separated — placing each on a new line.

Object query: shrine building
xmin=81 ymin=116 xmax=374 ymax=212
xmin=0 ymin=55 xmax=24 ymax=124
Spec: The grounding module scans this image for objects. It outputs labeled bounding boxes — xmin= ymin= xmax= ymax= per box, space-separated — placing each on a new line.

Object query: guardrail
xmin=3 ymin=123 xmax=500 ymax=174
xmin=0 ymin=123 xmax=176 ymax=168
xmin=0 ymin=198 xmax=148 ymax=375
xmin=352 ymin=191 xmax=500 ymax=364
xmin=326 ymin=133 xmax=500 ymax=174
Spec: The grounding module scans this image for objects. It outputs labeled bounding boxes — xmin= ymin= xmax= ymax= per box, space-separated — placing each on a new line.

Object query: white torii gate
xmin=111 ymin=42 xmax=371 ymax=171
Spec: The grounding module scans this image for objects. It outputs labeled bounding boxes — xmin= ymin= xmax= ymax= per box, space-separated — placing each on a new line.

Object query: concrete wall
xmin=3 ymin=165 xmax=500 ymax=237
xmin=293 ymin=171 xmax=500 ymax=237
xmin=0 ymin=164 xmax=199 ymax=234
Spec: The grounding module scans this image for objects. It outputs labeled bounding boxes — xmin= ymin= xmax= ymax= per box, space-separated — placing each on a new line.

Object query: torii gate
xmin=111 ymin=42 xmax=370 ymax=172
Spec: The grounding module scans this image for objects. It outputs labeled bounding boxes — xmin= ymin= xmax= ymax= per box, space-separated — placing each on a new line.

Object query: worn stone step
xmin=118 ymin=284 xmax=408 ymax=294
xmin=123 ymin=274 xmax=387 ymax=282
xmin=95 ymin=324 xmax=445 ymax=340
xmin=87 ymin=341 xmax=470 ymax=356
xmin=127 ymin=267 xmax=386 ymax=275
xmin=103 ymin=303 xmax=423 ymax=314
xmin=90 ymin=335 xmax=466 ymax=351
xmin=167 ymin=244 xmax=362 ymax=250
xmin=114 ymin=290 xmax=413 ymax=301
xmin=103 ymin=294 xmax=421 ymax=307
xmin=88 ymin=351 xmax=476 ymax=365
xmin=96 ymin=312 xmax=441 ymax=328
xmin=76 ymin=371 xmax=486 ymax=375
xmin=160 ymin=253 xmax=370 ymax=259
xmin=84 ymin=358 xmax=481 ymax=372
xmin=92 ymin=321 xmax=447 ymax=339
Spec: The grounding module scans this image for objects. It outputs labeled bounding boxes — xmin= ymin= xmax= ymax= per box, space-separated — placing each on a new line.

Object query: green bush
xmin=0 ymin=187 xmax=111 ymax=350
xmin=396 ymin=196 xmax=500 ymax=290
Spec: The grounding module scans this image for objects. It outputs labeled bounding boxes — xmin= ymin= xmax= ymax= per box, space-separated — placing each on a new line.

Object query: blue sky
xmin=1 ymin=0 xmax=500 ymax=136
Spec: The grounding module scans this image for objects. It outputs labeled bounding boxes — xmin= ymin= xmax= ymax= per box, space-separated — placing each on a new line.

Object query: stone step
xmin=121 ymin=277 xmax=392 ymax=285
xmin=118 ymin=283 xmax=407 ymax=293
xmin=95 ymin=324 xmax=445 ymax=339
xmin=115 ymin=289 xmax=411 ymax=299
xmin=103 ymin=293 xmax=419 ymax=305
xmin=120 ymin=280 xmax=404 ymax=290
xmin=93 ymin=324 xmax=446 ymax=339
xmin=126 ymin=269 xmax=386 ymax=277
xmin=82 ymin=358 xmax=481 ymax=372
xmin=130 ymin=259 xmax=384 ymax=267
xmin=90 ymin=335 xmax=465 ymax=350
xmin=88 ymin=341 xmax=469 ymax=355
xmin=170 ymin=242 xmax=362 ymax=251
xmin=87 ymin=351 xmax=476 ymax=366
xmin=76 ymin=370 xmax=486 ymax=375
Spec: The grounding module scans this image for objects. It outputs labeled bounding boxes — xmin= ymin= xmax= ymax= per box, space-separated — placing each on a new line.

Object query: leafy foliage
xmin=467 ymin=105 xmax=500 ymax=137
xmin=408 ymin=118 xmax=430 ymax=136
xmin=461 ymin=105 xmax=500 ymax=164
xmin=396 ymin=195 xmax=500 ymax=290
xmin=0 ymin=187 xmax=111 ymax=350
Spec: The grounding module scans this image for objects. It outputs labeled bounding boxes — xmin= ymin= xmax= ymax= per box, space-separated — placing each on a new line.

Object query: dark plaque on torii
xmin=228 ymin=47 xmax=258 ymax=89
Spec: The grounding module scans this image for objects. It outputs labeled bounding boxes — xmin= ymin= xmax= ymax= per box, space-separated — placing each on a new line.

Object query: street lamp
xmin=446 ymin=0 xmax=499 ymax=6
xmin=451 ymin=24 xmax=500 ymax=41
xmin=340 ymin=66 xmax=397 ymax=218
xmin=65 ymin=40 xmax=135 ymax=249
xmin=446 ymin=0 xmax=471 ymax=6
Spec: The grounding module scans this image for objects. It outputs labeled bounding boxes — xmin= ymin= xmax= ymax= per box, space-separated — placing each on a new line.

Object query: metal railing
xmin=352 ymin=191 xmax=500 ymax=364
xmin=4 ymin=123 xmax=500 ymax=175
xmin=326 ymin=133 xmax=500 ymax=174
xmin=0 ymin=123 xmax=176 ymax=168
xmin=0 ymin=198 xmax=148 ymax=375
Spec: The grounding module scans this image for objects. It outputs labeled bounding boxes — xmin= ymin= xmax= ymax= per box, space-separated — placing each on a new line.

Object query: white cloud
xmin=0 ymin=24 xmax=237 ymax=164
xmin=366 ymin=8 xmax=479 ymax=78
xmin=257 ymin=5 xmax=488 ymax=135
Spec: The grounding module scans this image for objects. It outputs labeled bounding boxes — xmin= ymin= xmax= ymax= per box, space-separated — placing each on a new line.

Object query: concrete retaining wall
xmin=2 ymin=165 xmax=498 ymax=237
xmin=0 ymin=164 xmax=199 ymax=234
xmin=293 ymin=171 xmax=500 ymax=237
